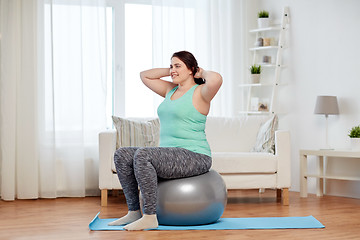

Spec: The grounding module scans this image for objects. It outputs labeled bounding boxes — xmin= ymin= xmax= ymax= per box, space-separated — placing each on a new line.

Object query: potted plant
xmin=348 ymin=125 xmax=360 ymax=150
xmin=250 ymin=64 xmax=261 ymax=83
xmin=258 ymin=10 xmax=269 ymax=28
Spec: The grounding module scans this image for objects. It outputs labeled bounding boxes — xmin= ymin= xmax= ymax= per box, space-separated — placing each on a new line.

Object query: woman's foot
xmin=108 ymin=210 xmax=142 ymax=226
xmin=123 ymin=214 xmax=158 ymax=231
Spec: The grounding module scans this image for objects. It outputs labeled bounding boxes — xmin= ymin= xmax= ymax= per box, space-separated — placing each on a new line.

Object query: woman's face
xmin=170 ymin=57 xmax=192 ymax=84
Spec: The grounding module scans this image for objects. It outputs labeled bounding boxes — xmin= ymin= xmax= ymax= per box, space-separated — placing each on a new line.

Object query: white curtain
xmin=0 ymin=0 xmax=39 ymax=200
xmin=0 ymin=0 xmax=108 ymax=200
xmin=152 ymin=0 xmax=246 ymax=117
xmin=40 ymin=0 xmax=108 ymax=198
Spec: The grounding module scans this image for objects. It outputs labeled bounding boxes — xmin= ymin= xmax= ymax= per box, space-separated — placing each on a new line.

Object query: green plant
xmin=250 ymin=64 xmax=261 ymax=74
xmin=258 ymin=10 xmax=269 ymax=18
xmin=348 ymin=125 xmax=360 ymax=138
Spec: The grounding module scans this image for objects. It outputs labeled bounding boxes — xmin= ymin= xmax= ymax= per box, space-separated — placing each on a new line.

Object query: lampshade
xmin=314 ymin=96 xmax=339 ymax=115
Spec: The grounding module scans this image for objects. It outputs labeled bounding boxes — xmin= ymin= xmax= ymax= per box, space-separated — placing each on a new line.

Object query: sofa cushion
xmin=206 ymin=116 xmax=271 ymax=152
xmin=112 ymin=116 xmax=160 ymax=149
xmin=211 ymin=152 xmax=277 ymax=173
xmin=252 ymin=115 xmax=278 ymax=154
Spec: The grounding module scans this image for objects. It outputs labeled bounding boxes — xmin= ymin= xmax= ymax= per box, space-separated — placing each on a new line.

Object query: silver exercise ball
xmin=156 ymin=170 xmax=227 ymax=226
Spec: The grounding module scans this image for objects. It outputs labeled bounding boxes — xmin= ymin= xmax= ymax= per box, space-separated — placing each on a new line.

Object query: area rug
xmin=89 ymin=212 xmax=325 ymax=231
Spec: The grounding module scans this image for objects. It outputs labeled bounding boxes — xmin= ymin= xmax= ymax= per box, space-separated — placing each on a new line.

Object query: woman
xmin=109 ymin=51 xmax=222 ymax=230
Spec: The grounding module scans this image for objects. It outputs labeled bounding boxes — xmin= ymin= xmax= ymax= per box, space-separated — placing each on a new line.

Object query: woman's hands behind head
xmin=194 ymin=67 xmax=204 ymax=79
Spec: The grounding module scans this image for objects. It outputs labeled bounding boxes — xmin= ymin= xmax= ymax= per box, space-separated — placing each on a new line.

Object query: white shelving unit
xmin=240 ymin=7 xmax=290 ymax=115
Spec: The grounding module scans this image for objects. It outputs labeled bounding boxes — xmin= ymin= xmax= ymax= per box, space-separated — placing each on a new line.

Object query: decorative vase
xmin=350 ymin=138 xmax=360 ymax=151
xmin=263 ymin=37 xmax=271 ymax=46
xmin=255 ymin=37 xmax=263 ymax=47
xmin=257 ymin=18 xmax=269 ymax=28
xmin=250 ymin=74 xmax=260 ymax=84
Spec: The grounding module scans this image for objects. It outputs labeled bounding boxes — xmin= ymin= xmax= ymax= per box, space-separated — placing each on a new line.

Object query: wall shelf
xmin=239 ymin=83 xmax=277 ymax=87
xmin=249 ymin=46 xmax=279 ymax=51
xmin=239 ymin=111 xmax=272 ymax=115
xmin=249 ymin=26 xmax=282 ymax=33
xmin=242 ymin=6 xmax=290 ymax=115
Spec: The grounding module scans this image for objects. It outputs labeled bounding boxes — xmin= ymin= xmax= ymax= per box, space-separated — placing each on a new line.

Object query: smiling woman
xmin=110 ymin=51 xmax=222 ymax=230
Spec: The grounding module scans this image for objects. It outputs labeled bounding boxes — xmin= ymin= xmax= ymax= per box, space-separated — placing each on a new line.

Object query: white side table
xmin=300 ymin=149 xmax=360 ymax=197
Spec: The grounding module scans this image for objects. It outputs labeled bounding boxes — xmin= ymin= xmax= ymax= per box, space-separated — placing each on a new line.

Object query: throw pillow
xmin=112 ymin=116 xmax=160 ymax=149
xmin=251 ymin=115 xmax=278 ymax=154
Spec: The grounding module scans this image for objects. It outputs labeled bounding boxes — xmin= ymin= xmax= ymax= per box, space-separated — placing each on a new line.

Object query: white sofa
xmin=99 ymin=115 xmax=291 ymax=206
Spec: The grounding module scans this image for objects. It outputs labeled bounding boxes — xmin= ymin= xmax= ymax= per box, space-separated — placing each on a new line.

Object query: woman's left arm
xmin=196 ymin=68 xmax=223 ymax=102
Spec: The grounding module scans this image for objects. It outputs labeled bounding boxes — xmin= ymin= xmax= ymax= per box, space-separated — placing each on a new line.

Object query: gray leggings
xmin=113 ymin=147 xmax=212 ymax=215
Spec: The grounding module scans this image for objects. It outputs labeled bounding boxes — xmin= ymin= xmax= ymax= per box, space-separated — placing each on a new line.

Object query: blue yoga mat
xmin=89 ymin=212 xmax=324 ymax=231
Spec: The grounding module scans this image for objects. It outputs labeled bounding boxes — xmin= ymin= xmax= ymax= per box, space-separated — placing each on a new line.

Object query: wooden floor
xmin=1 ymin=190 xmax=359 ymax=240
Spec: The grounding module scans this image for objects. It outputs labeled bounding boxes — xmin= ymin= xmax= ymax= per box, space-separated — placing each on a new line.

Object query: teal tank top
xmin=157 ymin=85 xmax=211 ymax=157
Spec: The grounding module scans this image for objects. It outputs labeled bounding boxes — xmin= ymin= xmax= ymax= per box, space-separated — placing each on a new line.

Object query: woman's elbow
xmin=140 ymin=71 xmax=147 ymax=83
xmin=206 ymin=74 xmax=222 ymax=93
xmin=214 ymin=73 xmax=223 ymax=88
xmin=139 ymin=71 xmax=144 ymax=79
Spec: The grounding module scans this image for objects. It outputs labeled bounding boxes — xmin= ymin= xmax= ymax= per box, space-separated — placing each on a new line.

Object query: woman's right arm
xmin=140 ymin=68 xmax=177 ymax=98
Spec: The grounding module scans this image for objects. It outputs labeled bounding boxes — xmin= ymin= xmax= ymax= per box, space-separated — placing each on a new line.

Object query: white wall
xmin=247 ymin=0 xmax=360 ymax=198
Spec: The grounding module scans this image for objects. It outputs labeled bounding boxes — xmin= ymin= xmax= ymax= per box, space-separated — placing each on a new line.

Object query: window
xmin=44 ymin=0 xmax=204 ymax=131
xmin=44 ymin=1 xmax=110 ymax=132
xmin=124 ymin=3 xmax=155 ymax=118
xmin=109 ymin=0 xmax=157 ymax=126
xmin=45 ymin=0 xmax=157 ymax=131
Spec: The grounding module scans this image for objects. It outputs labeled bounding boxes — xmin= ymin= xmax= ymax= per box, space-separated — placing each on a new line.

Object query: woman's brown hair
xmin=171 ymin=51 xmax=205 ymax=85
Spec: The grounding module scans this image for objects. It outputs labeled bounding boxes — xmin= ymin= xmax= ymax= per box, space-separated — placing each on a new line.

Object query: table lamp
xmin=314 ymin=96 xmax=339 ymax=149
